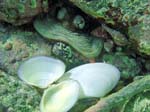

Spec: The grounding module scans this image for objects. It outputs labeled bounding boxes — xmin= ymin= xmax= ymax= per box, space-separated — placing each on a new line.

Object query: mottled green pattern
xmin=70 ymin=0 xmax=149 ymax=25
xmin=52 ymin=42 xmax=86 ymax=69
xmin=0 ymin=0 xmax=48 ymax=25
xmin=0 ymin=25 xmax=52 ymax=75
xmin=122 ymin=90 xmax=150 ymax=112
xmin=102 ymin=53 xmax=140 ymax=79
xmin=0 ymin=70 xmax=41 ymax=112
xmin=128 ymin=15 xmax=150 ymax=56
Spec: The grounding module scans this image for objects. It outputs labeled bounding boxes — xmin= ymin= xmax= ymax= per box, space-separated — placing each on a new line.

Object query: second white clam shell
xmin=66 ymin=63 xmax=120 ymax=98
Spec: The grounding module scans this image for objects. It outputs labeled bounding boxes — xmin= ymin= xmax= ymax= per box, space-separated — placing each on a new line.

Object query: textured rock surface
xmin=122 ymin=90 xmax=150 ymax=112
xmin=0 ymin=70 xmax=41 ymax=112
xmin=128 ymin=15 xmax=150 ymax=56
xmin=102 ymin=52 xmax=141 ymax=79
xmin=0 ymin=24 xmax=52 ymax=75
xmin=69 ymin=0 xmax=149 ymax=25
xmin=0 ymin=0 xmax=49 ymax=25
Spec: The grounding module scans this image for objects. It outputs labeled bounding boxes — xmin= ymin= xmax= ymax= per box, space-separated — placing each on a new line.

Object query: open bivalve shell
xmin=66 ymin=63 xmax=120 ymax=98
xmin=18 ymin=56 xmax=66 ymax=88
xmin=40 ymin=80 xmax=80 ymax=112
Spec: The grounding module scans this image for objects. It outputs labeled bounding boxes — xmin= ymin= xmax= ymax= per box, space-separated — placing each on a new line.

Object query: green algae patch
xmin=0 ymin=70 xmax=41 ymax=112
xmin=122 ymin=90 xmax=150 ymax=112
xmin=128 ymin=15 xmax=150 ymax=56
xmin=30 ymin=0 xmax=37 ymax=8
xmin=0 ymin=26 xmax=52 ymax=75
xmin=70 ymin=0 xmax=149 ymax=25
xmin=0 ymin=0 xmax=49 ymax=25
xmin=34 ymin=17 xmax=103 ymax=58
xmin=102 ymin=53 xmax=141 ymax=79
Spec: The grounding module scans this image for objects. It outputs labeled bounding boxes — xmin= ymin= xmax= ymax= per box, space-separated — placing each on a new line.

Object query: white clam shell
xmin=66 ymin=63 xmax=120 ymax=98
xmin=40 ymin=80 xmax=80 ymax=112
xmin=18 ymin=56 xmax=66 ymax=88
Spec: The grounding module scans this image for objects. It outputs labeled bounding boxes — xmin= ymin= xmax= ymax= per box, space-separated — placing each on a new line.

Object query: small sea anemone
xmin=73 ymin=15 xmax=85 ymax=29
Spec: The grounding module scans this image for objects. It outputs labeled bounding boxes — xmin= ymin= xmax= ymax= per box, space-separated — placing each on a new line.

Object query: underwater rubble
xmin=0 ymin=0 xmax=150 ymax=112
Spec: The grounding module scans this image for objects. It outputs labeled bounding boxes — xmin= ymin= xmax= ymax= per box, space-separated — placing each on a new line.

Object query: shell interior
xmin=18 ymin=56 xmax=66 ymax=88
xmin=40 ymin=80 xmax=80 ymax=112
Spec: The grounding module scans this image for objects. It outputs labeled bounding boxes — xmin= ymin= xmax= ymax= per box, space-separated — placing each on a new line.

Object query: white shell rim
xmin=40 ymin=80 xmax=80 ymax=112
xmin=17 ymin=56 xmax=66 ymax=88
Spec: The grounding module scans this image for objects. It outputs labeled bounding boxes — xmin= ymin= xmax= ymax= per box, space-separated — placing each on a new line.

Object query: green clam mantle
xmin=34 ymin=17 xmax=103 ymax=58
xmin=18 ymin=56 xmax=120 ymax=112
